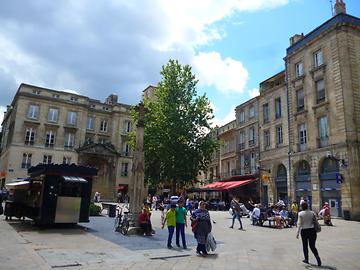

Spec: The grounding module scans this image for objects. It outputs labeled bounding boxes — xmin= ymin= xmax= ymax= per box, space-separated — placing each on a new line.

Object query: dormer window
xmin=70 ymin=96 xmax=78 ymax=102
xmin=53 ymin=94 xmax=60 ymax=99
xmin=33 ymin=89 xmax=41 ymax=95
xmin=102 ymin=106 xmax=109 ymax=111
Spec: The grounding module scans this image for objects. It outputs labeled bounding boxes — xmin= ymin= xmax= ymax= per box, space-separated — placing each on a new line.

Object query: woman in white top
xmin=296 ymin=201 xmax=321 ymax=266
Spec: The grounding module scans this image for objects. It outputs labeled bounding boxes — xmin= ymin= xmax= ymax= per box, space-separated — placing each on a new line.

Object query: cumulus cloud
xmin=211 ymin=106 xmax=236 ymax=127
xmin=0 ymin=0 xmax=289 ymax=108
xmin=248 ymin=88 xmax=260 ymax=98
xmin=193 ymin=51 xmax=248 ymax=94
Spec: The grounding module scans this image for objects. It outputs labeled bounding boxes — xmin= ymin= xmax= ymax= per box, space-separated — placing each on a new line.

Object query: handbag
xmin=313 ymin=213 xmax=321 ymax=233
xmin=206 ymin=232 xmax=217 ymax=252
xmin=191 ymin=219 xmax=199 ymax=233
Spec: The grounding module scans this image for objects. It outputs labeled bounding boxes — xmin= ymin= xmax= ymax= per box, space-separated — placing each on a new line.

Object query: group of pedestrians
xmin=161 ymin=197 xmax=213 ymax=257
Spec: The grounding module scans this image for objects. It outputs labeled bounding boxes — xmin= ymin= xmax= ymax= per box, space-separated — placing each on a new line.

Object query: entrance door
xmin=329 ymin=199 xmax=338 ymax=216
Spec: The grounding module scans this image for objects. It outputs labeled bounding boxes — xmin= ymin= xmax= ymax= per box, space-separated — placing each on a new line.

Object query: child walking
xmin=162 ymin=204 xmax=176 ymax=249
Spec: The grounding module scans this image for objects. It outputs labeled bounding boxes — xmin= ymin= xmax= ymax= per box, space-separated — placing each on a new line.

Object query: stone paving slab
xmin=0 ymin=210 xmax=359 ymax=270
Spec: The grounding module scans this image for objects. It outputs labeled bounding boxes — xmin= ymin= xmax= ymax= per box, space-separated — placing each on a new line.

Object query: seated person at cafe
xmin=138 ymin=208 xmax=152 ymax=236
xmin=273 ymin=206 xmax=283 ymax=229
xmin=251 ymin=204 xmax=261 ymax=225
xmin=280 ymin=208 xmax=291 ymax=227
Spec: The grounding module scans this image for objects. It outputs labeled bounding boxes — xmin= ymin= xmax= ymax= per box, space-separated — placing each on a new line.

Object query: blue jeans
xmin=167 ymin=226 xmax=175 ymax=246
xmin=176 ymin=223 xmax=186 ymax=247
xmin=232 ymin=212 xmax=243 ymax=228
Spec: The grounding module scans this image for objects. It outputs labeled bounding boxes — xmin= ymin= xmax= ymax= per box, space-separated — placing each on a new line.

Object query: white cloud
xmin=248 ymin=88 xmax=260 ymax=98
xmin=211 ymin=106 xmax=236 ymax=127
xmin=193 ymin=51 xmax=248 ymax=93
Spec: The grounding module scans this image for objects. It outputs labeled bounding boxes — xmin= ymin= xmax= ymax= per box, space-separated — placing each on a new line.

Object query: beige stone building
xmin=0 ymin=83 xmax=134 ymax=200
xmin=218 ymin=120 xmax=237 ymax=179
xmin=258 ymin=71 xmax=289 ymax=206
xmin=285 ymin=2 xmax=360 ymax=219
xmin=235 ymin=97 xmax=259 ymax=177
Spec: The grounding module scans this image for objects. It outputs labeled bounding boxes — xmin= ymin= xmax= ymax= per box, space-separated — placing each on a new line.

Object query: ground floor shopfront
xmin=260 ymin=144 xmax=360 ymax=220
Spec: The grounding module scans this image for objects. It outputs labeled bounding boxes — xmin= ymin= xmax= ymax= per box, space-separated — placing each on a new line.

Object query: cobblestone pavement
xmin=0 ymin=209 xmax=359 ymax=270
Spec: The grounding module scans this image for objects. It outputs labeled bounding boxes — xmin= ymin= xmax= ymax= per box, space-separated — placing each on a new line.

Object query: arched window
xmin=321 ymin=158 xmax=339 ymax=174
xmin=297 ymin=160 xmax=310 ymax=177
xmin=276 ymin=164 xmax=287 ymax=179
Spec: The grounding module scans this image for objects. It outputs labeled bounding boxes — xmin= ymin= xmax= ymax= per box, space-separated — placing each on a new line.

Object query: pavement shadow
xmin=7 ymin=219 xmax=88 ymax=235
xmin=305 ymin=264 xmax=337 ymax=270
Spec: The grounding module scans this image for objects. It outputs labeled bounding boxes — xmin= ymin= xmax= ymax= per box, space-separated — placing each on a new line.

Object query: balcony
xmin=298 ymin=143 xmax=307 ymax=152
xmin=237 ymin=143 xmax=245 ymax=151
xmin=21 ymin=163 xmax=31 ymax=169
xmin=24 ymin=141 xmax=34 ymax=146
xmin=45 ymin=143 xmax=54 ymax=148
xmin=64 ymin=145 xmax=74 ymax=150
xmin=248 ymin=140 xmax=255 ymax=146
xmin=317 ymin=136 xmax=329 ymax=148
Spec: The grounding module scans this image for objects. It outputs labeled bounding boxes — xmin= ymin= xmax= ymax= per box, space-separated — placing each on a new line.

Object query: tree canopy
xmin=135 ymin=59 xmax=219 ymax=191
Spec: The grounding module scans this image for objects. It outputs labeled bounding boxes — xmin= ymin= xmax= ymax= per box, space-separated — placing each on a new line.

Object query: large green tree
xmin=138 ymin=59 xmax=219 ymax=192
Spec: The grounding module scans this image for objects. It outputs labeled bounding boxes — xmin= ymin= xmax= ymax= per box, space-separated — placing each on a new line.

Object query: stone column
xmin=128 ymin=102 xmax=148 ymax=233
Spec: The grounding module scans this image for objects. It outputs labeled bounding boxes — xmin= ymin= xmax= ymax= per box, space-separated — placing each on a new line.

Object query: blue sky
xmin=0 ymin=0 xmax=359 ymax=126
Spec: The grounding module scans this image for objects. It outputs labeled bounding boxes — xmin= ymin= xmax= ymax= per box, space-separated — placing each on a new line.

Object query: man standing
xmin=176 ymin=200 xmax=187 ymax=249
xmin=229 ymin=197 xmax=243 ymax=230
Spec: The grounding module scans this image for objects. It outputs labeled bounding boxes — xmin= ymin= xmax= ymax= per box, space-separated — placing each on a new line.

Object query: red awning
xmin=201 ymin=179 xmax=256 ymax=191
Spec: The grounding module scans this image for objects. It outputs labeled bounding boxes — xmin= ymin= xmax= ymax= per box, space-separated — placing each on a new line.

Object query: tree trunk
xmin=171 ymin=178 xmax=177 ymax=194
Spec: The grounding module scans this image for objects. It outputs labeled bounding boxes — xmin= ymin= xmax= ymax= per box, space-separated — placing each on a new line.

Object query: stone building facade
xmin=285 ymin=6 xmax=360 ymax=219
xmin=235 ymin=97 xmax=259 ymax=177
xmin=258 ymin=71 xmax=289 ymax=207
xmin=0 ymin=83 xmax=134 ymax=200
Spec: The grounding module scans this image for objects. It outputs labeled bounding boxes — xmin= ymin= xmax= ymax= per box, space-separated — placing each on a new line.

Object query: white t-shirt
xmin=252 ymin=207 xmax=261 ymax=218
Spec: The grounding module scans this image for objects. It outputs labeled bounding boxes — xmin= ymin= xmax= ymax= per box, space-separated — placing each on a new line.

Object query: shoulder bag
xmin=313 ymin=212 xmax=321 ymax=233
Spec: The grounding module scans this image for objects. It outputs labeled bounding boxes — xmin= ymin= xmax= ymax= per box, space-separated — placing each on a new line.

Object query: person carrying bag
xmin=296 ymin=201 xmax=322 ymax=266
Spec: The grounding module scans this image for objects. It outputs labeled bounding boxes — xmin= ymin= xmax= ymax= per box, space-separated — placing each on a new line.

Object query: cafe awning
xmin=201 ymin=179 xmax=256 ymax=191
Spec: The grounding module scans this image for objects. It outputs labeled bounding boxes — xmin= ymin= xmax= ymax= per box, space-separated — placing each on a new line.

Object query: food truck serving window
xmin=59 ymin=176 xmax=87 ymax=197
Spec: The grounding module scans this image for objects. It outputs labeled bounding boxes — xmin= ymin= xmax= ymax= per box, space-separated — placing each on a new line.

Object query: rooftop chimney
xmin=289 ymin=33 xmax=304 ymax=45
xmin=106 ymin=93 xmax=118 ymax=105
xmin=334 ymin=0 xmax=346 ymax=15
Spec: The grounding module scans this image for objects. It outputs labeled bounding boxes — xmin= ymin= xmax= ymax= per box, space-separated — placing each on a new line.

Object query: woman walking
xmin=296 ymin=201 xmax=321 ymax=266
xmin=191 ymin=201 xmax=212 ymax=256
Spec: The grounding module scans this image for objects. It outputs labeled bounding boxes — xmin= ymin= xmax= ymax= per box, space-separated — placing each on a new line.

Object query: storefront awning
xmin=201 ymin=179 xmax=256 ymax=191
xmin=62 ymin=176 xmax=88 ymax=183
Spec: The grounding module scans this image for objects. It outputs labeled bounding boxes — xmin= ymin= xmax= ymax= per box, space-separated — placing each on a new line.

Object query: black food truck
xmin=4 ymin=164 xmax=97 ymax=225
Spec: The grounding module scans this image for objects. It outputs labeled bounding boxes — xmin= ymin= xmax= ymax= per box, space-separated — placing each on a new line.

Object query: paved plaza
xmin=0 ymin=209 xmax=359 ymax=270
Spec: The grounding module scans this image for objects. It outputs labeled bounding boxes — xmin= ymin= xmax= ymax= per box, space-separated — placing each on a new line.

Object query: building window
xmin=45 ymin=130 xmax=55 ymax=147
xmin=123 ymin=120 xmax=132 ymax=133
xmin=263 ymin=103 xmax=269 ymax=123
xmin=264 ymin=130 xmax=270 ymax=149
xmin=53 ymin=94 xmax=60 ymax=99
xmin=87 ymin=117 xmax=95 ymax=130
xmin=276 ymin=126 xmax=283 ymax=145
xmin=299 ymin=123 xmax=307 ymax=151
xmin=249 ymin=106 xmax=255 ymax=119
xmin=99 ymin=137 xmax=108 ymax=144
xmin=316 ymin=79 xmax=325 ymax=104
xmin=48 ymin=108 xmax=59 ymax=123
xmin=313 ymin=49 xmax=323 ymax=68
xmin=70 ymin=96 xmax=78 ymax=102
xmin=275 ymin=98 xmax=281 ymax=119
xmin=90 ymin=104 xmax=96 ymax=109
xmin=25 ymin=128 xmax=35 ymax=145
xmin=27 ymin=104 xmax=39 ymax=120
xmin=295 ymin=62 xmax=304 ymax=78
xmin=100 ymin=120 xmax=108 ymax=132
xmin=296 ymin=88 xmax=305 ymax=112
xmin=21 ymin=153 xmax=32 ymax=169
xmin=121 ymin=163 xmax=129 ymax=176
xmin=239 ymin=111 xmax=245 ymax=123
xmin=43 ymin=155 xmax=52 ymax=164
xmin=239 ymin=131 xmax=245 ymax=150
xmin=64 ymin=133 xmax=75 ymax=149
xmin=67 ymin=111 xmax=77 ymax=125
xmin=103 ymin=106 xmax=109 ymax=111
xmin=318 ymin=116 xmax=328 ymax=147
xmin=63 ymin=156 xmax=72 ymax=164
xmin=123 ymin=143 xmax=130 ymax=156
xmin=249 ymin=127 xmax=255 ymax=145
xmin=85 ymin=136 xmax=94 ymax=145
